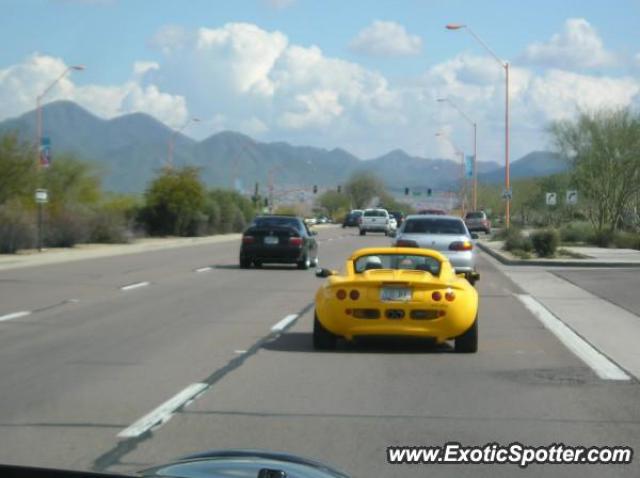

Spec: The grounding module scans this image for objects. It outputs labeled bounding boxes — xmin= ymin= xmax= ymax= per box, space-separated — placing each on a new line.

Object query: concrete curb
xmin=476 ymin=241 xmax=640 ymax=268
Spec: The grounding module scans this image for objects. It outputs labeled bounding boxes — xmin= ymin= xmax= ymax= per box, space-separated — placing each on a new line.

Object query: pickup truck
xmin=359 ymin=208 xmax=392 ymax=236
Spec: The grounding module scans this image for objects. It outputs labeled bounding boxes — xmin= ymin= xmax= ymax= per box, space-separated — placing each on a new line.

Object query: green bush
xmin=559 ymin=221 xmax=594 ymax=243
xmin=46 ymin=208 xmax=91 ymax=247
xmin=0 ymin=201 xmax=36 ymax=253
xmin=503 ymin=228 xmax=533 ymax=252
xmin=592 ymin=230 xmax=614 ymax=247
xmin=87 ymin=209 xmax=130 ymax=244
xmin=612 ymin=231 xmax=640 ymax=250
xmin=530 ymin=229 xmax=560 ymax=257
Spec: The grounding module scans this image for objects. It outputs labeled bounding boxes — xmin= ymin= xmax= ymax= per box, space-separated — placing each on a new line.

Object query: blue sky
xmin=1 ymin=0 xmax=639 ymax=161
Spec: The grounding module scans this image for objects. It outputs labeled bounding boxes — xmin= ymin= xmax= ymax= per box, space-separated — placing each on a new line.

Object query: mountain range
xmin=0 ymin=101 xmax=568 ymax=193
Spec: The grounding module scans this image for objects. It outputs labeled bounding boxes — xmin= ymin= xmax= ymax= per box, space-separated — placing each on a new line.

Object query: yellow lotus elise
xmin=313 ymin=247 xmax=479 ymax=352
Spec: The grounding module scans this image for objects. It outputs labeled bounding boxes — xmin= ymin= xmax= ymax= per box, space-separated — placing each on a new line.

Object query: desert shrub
xmin=559 ymin=221 xmax=594 ymax=243
xmin=0 ymin=201 xmax=36 ymax=253
xmin=503 ymin=228 xmax=533 ymax=252
xmin=612 ymin=231 xmax=640 ymax=250
xmin=46 ymin=208 xmax=91 ymax=247
xmin=530 ymin=229 xmax=560 ymax=257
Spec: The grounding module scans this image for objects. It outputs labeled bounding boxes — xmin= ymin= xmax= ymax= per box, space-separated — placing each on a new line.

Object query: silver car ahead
xmin=392 ymin=214 xmax=479 ymax=283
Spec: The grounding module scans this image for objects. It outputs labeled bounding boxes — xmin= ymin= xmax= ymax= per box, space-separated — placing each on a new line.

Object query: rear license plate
xmin=380 ymin=287 xmax=412 ymax=302
xmin=264 ymin=236 xmax=279 ymax=245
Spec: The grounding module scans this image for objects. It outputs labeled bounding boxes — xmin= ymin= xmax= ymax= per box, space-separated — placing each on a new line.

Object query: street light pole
xmin=437 ymin=98 xmax=478 ymax=210
xmin=35 ymin=65 xmax=85 ymax=252
xmin=167 ymin=117 xmax=201 ymax=169
xmin=446 ymin=23 xmax=511 ymax=227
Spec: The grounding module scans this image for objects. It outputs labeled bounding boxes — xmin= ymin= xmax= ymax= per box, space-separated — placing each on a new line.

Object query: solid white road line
xmin=0 ymin=311 xmax=31 ymax=322
xmin=117 ymin=382 xmax=208 ymax=438
xmin=516 ymin=294 xmax=630 ymax=381
xmin=271 ymin=314 xmax=299 ymax=333
xmin=195 ymin=266 xmax=212 ymax=273
xmin=120 ymin=281 xmax=150 ymax=291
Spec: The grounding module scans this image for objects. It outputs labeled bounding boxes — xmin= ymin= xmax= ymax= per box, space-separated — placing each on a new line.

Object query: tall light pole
xmin=446 ymin=23 xmax=510 ymax=228
xmin=36 ymin=65 xmax=85 ymax=168
xmin=436 ymin=131 xmax=467 ymax=217
xmin=167 ymin=117 xmax=201 ymax=169
xmin=437 ymin=98 xmax=477 ymax=210
xmin=35 ymin=64 xmax=85 ymax=252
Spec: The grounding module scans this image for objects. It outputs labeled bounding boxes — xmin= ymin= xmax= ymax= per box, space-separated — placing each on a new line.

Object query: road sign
xmin=35 ymin=189 xmax=48 ymax=204
xmin=501 ymin=188 xmax=512 ymax=200
xmin=39 ymin=137 xmax=51 ymax=168
xmin=465 ymin=155 xmax=474 ymax=178
xmin=546 ymin=192 xmax=557 ymax=206
xmin=566 ymin=190 xmax=578 ymax=205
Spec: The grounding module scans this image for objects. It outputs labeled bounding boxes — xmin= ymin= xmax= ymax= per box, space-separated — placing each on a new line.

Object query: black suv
xmin=240 ymin=215 xmax=319 ymax=269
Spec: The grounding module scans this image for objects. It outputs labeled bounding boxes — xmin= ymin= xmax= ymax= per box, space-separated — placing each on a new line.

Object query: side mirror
xmin=470 ymin=233 xmax=479 ymax=239
xmin=315 ymin=268 xmax=335 ymax=278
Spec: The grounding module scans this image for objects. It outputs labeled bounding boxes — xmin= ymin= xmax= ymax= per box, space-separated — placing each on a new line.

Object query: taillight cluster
xmin=336 ymin=289 xmax=360 ymax=301
xmin=289 ymin=237 xmax=303 ymax=246
xmin=242 ymin=235 xmax=255 ymax=244
xmin=449 ymin=240 xmax=473 ymax=251
xmin=432 ymin=289 xmax=455 ymax=302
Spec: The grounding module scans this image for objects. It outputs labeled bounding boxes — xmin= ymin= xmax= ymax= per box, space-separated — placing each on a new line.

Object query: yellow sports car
xmin=313 ymin=247 xmax=479 ymax=352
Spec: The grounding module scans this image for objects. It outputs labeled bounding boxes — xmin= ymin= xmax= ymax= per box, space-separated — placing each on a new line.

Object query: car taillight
xmin=336 ymin=289 xmax=347 ymax=300
xmin=431 ymin=291 xmax=442 ymax=301
xmin=289 ymin=237 xmax=303 ymax=246
xmin=449 ymin=241 xmax=473 ymax=251
xmin=349 ymin=289 xmax=360 ymax=300
xmin=395 ymin=239 xmax=418 ymax=248
xmin=445 ymin=289 xmax=456 ymax=301
xmin=242 ymin=235 xmax=255 ymax=244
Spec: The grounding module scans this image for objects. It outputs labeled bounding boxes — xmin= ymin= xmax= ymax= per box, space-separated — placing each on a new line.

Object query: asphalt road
xmin=0 ymin=226 xmax=639 ymax=477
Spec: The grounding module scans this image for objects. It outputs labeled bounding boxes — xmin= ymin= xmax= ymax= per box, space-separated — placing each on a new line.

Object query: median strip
xmin=117 ymin=382 xmax=208 ymax=438
xmin=120 ymin=281 xmax=150 ymax=291
xmin=516 ymin=294 xmax=630 ymax=381
xmin=0 ymin=310 xmax=31 ymax=322
xmin=271 ymin=314 xmax=299 ymax=333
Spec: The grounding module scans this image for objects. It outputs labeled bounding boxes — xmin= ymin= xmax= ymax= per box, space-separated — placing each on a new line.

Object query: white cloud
xmin=521 ymin=18 xmax=616 ymax=69
xmin=0 ymin=53 xmax=187 ymax=127
xmin=349 ymin=20 xmax=422 ymax=57
xmin=1 ymin=21 xmax=639 ymax=164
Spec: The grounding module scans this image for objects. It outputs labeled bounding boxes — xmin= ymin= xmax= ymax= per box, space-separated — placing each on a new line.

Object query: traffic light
xmin=264 ymin=198 xmax=269 ymax=207
xmin=337 ymin=185 xmax=342 ymax=193
xmin=427 ymin=188 xmax=432 ymax=197
xmin=404 ymin=187 xmax=409 ymax=196
xmin=313 ymin=185 xmax=318 ymax=194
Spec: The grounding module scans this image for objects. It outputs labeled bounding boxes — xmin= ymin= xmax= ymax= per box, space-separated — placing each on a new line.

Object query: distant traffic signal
xmin=337 ymin=185 xmax=342 ymax=193
xmin=404 ymin=187 xmax=410 ymax=196
xmin=427 ymin=188 xmax=432 ymax=197
xmin=313 ymin=185 xmax=318 ymax=194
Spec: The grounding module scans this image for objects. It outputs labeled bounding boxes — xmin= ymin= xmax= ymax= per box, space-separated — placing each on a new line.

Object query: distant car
xmin=359 ymin=208 xmax=391 ymax=236
xmin=342 ymin=210 xmax=363 ymax=228
xmin=418 ymin=209 xmax=447 ymax=215
xmin=392 ymin=214 xmax=479 ymax=284
xmin=464 ymin=211 xmax=491 ymax=234
xmin=316 ymin=216 xmax=330 ymax=224
xmin=240 ymin=215 xmax=319 ymax=269
xmin=313 ymin=246 xmax=479 ymax=352
xmin=305 ymin=217 xmax=317 ymax=225
xmin=389 ymin=211 xmax=405 ymax=227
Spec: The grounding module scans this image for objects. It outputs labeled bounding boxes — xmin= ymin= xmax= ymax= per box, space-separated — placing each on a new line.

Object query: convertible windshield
xmin=354 ymin=254 xmax=441 ymax=275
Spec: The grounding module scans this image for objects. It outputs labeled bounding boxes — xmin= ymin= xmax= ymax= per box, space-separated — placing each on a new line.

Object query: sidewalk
xmin=479 ymin=248 xmax=640 ymax=381
xmin=477 ymin=238 xmax=640 ymax=267
xmin=0 ymin=234 xmax=241 ymax=272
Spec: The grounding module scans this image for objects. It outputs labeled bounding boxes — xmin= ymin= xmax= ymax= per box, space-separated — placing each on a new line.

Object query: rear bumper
xmin=443 ymin=251 xmax=475 ymax=273
xmin=240 ymin=245 xmax=305 ymax=263
xmin=360 ymin=225 xmax=389 ymax=232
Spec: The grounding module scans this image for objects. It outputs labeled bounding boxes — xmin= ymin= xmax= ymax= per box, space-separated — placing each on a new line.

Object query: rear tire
xmin=359 ymin=229 xmax=366 ymax=236
xmin=297 ymin=254 xmax=310 ymax=270
xmin=253 ymin=260 xmax=262 ymax=268
xmin=311 ymin=255 xmax=319 ymax=267
xmin=239 ymin=258 xmax=251 ymax=269
xmin=455 ymin=316 xmax=478 ymax=353
xmin=313 ymin=314 xmax=337 ymax=350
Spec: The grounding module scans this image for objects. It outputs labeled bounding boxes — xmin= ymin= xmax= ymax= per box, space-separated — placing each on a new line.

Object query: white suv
xmin=359 ymin=208 xmax=391 ymax=236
